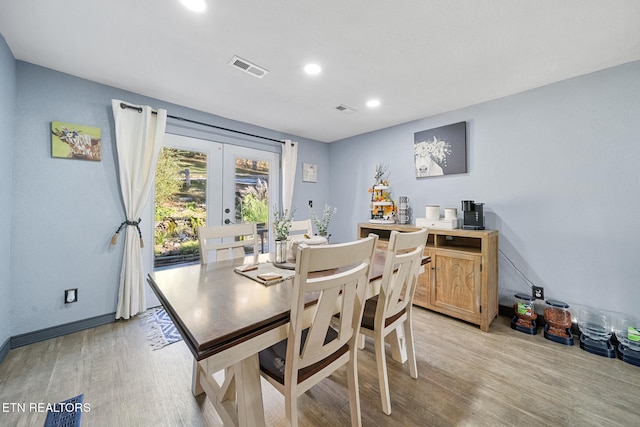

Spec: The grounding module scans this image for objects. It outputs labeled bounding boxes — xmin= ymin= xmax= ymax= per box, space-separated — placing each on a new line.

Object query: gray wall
xmin=329 ymin=61 xmax=640 ymax=317
xmin=0 ymin=35 xmax=15 ymax=350
xmin=8 ymin=61 xmax=329 ymax=336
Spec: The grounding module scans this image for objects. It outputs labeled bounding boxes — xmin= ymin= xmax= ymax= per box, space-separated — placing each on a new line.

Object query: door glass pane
xmin=234 ymin=157 xmax=270 ymax=253
xmin=154 ymin=148 xmax=207 ymax=268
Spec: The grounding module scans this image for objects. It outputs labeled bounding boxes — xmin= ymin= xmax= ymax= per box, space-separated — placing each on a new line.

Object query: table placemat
xmin=234 ymin=262 xmax=295 ymax=286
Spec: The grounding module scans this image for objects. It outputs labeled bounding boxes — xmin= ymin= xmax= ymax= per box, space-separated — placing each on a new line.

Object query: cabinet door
xmin=413 ymin=248 xmax=433 ymax=308
xmin=431 ymin=250 xmax=481 ymax=321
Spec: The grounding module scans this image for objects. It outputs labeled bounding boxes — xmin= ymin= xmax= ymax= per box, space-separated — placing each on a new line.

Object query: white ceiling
xmin=1 ymin=0 xmax=639 ymax=142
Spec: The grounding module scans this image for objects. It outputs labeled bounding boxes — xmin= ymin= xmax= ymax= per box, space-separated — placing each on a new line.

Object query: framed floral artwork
xmin=302 ymin=163 xmax=317 ymax=182
xmin=51 ymin=121 xmax=102 ymax=161
xmin=414 ymin=121 xmax=466 ymax=178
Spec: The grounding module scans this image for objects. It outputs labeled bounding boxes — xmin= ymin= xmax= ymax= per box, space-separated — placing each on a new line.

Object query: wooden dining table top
xmin=147 ymin=250 xmax=430 ymax=362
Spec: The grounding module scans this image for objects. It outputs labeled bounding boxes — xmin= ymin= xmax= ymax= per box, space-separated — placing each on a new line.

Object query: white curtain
xmin=282 ymin=140 xmax=298 ymax=212
xmin=111 ymin=99 xmax=167 ymax=320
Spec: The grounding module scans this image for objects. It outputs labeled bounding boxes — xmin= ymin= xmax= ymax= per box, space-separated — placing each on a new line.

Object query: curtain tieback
xmin=110 ymin=218 xmax=144 ymax=248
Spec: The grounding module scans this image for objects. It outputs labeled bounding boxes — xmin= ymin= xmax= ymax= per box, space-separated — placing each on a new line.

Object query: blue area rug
xmin=43 ymin=394 xmax=84 ymax=427
xmin=140 ymin=307 xmax=183 ymax=350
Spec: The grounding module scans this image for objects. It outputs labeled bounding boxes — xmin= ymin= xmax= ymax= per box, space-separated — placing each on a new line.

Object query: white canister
xmin=444 ymin=208 xmax=458 ymax=221
xmin=426 ymin=205 xmax=440 ymax=220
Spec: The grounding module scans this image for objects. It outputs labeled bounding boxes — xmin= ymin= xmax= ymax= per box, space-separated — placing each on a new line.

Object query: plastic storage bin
xmin=544 ymin=299 xmax=573 ymax=345
xmin=511 ymin=293 xmax=537 ymax=335
xmin=576 ymin=305 xmax=615 ymax=358
xmin=614 ymin=315 xmax=640 ymax=367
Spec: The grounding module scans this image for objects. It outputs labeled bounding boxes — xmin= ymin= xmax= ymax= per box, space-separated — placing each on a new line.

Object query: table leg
xmin=192 ymin=359 xmax=204 ymax=396
xmin=195 ymin=355 xmax=266 ymax=427
xmin=189 ymin=324 xmax=287 ymax=426
xmin=234 ymin=355 xmax=265 ymax=426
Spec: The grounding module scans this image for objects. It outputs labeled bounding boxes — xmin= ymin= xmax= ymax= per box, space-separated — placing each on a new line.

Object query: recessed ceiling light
xmin=180 ymin=0 xmax=206 ymax=12
xmin=304 ymin=63 xmax=322 ymax=75
xmin=366 ymin=99 xmax=381 ymax=108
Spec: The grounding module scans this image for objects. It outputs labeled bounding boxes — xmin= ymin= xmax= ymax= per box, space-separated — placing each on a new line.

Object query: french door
xmin=144 ymin=133 xmax=279 ymax=303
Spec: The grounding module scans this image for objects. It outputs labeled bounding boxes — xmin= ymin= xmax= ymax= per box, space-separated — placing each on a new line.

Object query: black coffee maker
xmin=461 ymin=200 xmax=485 ymax=230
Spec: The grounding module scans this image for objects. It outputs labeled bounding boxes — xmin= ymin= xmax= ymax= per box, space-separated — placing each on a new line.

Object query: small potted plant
xmin=310 ymin=204 xmax=337 ymax=239
xmin=273 ymin=207 xmax=295 ymax=263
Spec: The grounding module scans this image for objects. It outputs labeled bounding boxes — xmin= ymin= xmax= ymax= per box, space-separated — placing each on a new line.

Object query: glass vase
xmin=274 ymin=239 xmax=287 ymax=263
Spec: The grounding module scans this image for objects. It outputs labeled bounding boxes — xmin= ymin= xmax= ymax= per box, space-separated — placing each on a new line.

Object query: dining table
xmin=147 ymin=250 xmax=430 ymax=427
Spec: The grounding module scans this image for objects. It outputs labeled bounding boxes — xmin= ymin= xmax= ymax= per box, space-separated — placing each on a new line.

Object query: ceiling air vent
xmin=229 ymin=56 xmax=269 ymax=78
xmin=335 ymin=104 xmax=357 ymax=114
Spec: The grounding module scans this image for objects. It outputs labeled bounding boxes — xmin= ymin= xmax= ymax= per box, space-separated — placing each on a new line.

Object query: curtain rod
xmin=119 ymin=102 xmax=286 ymax=144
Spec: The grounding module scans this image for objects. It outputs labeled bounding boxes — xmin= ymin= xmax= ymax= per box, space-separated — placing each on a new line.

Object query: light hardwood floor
xmin=1 ymin=308 xmax=639 ymax=426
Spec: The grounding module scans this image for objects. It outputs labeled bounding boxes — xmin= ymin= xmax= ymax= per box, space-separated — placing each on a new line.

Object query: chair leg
xmin=347 ymin=351 xmax=362 ymax=427
xmin=388 ymin=325 xmax=407 ymax=363
xmin=404 ymin=318 xmax=418 ymax=379
xmin=285 ymin=388 xmax=298 ymax=427
xmin=374 ymin=330 xmax=392 ymax=415
xmin=357 ymin=333 xmax=365 ymax=350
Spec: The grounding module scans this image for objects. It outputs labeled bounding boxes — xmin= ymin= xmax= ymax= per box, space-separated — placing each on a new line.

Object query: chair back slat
xmin=288 ymin=219 xmax=313 ymax=237
xmin=197 ymin=223 xmax=259 ymax=264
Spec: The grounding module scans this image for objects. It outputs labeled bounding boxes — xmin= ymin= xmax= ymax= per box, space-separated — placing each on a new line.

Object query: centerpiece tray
xmin=273 ymin=261 xmax=295 ymax=270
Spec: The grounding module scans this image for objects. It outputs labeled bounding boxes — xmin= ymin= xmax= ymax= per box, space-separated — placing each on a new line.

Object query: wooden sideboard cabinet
xmin=357 ymin=223 xmax=499 ymax=332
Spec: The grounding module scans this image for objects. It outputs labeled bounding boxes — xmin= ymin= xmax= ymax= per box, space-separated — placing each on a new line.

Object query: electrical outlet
xmin=65 ymin=288 xmax=78 ymax=304
xmin=532 ymin=286 xmax=544 ymax=300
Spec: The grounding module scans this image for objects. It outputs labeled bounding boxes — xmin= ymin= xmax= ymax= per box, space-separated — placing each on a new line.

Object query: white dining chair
xmin=284 ymin=219 xmax=315 ymax=263
xmin=197 ymin=222 xmax=259 ymax=264
xmin=359 ymin=228 xmax=428 ymax=415
xmin=258 ymin=234 xmax=379 ymax=427
xmin=287 ymin=219 xmax=313 ymax=237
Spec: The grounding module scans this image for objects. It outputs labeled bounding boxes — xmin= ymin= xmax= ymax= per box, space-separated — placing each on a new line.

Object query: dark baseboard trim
xmin=0 ymin=337 xmax=9 ymax=365
xmin=10 ymin=312 xmax=116 ymax=349
xmin=498 ymin=303 xmax=513 ymax=318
